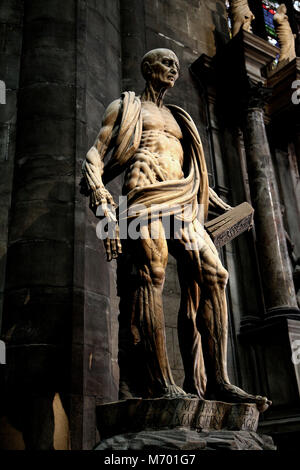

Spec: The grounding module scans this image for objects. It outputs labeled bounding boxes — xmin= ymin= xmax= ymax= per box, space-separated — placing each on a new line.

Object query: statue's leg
xmin=175 ymin=258 xmax=206 ymax=398
xmin=177 ymin=223 xmax=271 ymax=410
xmin=173 ymin=224 xmax=229 ymax=386
xmin=120 ymin=219 xmax=187 ymax=398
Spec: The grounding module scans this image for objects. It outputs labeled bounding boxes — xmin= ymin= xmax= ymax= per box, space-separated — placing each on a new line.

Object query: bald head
xmin=141 ymin=48 xmax=180 ymax=82
xmin=277 ymin=4 xmax=287 ymax=14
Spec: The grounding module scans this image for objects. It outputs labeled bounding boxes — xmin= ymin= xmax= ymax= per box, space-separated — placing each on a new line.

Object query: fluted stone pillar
xmin=242 ymin=86 xmax=298 ymax=314
xmin=0 ymin=0 xmax=122 ymax=450
xmin=0 ymin=0 xmax=23 ymax=328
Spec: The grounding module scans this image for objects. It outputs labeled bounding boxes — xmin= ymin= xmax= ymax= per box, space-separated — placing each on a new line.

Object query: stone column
xmin=1 ymin=0 xmax=122 ymax=450
xmin=242 ymin=83 xmax=298 ymax=315
xmin=120 ymin=0 xmax=146 ymax=92
xmin=0 ymin=1 xmax=23 ymax=327
xmin=1 ymin=0 xmax=78 ymax=450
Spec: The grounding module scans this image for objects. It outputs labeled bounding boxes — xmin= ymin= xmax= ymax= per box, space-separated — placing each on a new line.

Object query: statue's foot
xmin=213 ymin=382 xmax=272 ymax=412
xmin=161 ymin=384 xmax=198 ymax=399
xmin=183 ymin=380 xmax=205 ymax=399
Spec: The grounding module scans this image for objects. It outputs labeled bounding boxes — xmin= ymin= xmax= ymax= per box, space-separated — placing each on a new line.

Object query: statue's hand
xmin=94 ymin=187 xmax=122 ymax=262
xmin=223 ymin=202 xmax=232 ymax=212
xmin=208 ymin=187 xmax=232 ymax=214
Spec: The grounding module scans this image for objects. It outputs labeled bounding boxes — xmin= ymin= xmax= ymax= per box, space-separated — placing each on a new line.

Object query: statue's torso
xmin=123 ymin=101 xmax=184 ymax=194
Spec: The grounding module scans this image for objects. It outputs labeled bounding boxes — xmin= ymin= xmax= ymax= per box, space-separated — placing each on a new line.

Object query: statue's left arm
xmin=208 ymin=187 xmax=232 ymax=213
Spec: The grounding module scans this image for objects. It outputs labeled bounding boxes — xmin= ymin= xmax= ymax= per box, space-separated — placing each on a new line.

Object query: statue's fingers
xmin=108 ymin=209 xmax=117 ymax=223
xmin=115 ymin=224 xmax=122 ymax=254
xmin=101 ymin=200 xmax=109 ymax=218
xmin=104 ymin=237 xmax=109 ymax=254
xmin=103 ymin=198 xmax=116 ymax=220
xmin=110 ymin=237 xmax=118 ymax=259
xmin=106 ymin=191 xmax=115 ymax=205
xmin=90 ymin=192 xmax=95 ymax=206
xmin=104 ymin=238 xmax=112 ymax=262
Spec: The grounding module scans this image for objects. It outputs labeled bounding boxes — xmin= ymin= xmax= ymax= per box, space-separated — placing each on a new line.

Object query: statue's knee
xmin=138 ymin=265 xmax=165 ymax=287
xmin=219 ymin=267 xmax=229 ymax=288
xmin=151 ymin=266 xmax=165 ymax=287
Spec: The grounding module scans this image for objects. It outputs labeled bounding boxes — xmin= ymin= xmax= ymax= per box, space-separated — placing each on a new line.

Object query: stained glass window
xmin=262 ymin=1 xmax=280 ymax=45
xmin=225 ymin=0 xmax=232 ymax=38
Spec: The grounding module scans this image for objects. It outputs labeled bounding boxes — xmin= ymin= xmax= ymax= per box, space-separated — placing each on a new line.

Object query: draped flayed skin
xmin=102 ymin=92 xmax=209 ymax=225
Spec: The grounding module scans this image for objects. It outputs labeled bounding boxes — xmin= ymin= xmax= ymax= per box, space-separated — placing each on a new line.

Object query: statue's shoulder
xmin=106 ymin=91 xmax=141 ymax=117
xmin=121 ymin=91 xmax=141 ymax=107
xmin=166 ymin=103 xmax=201 ymax=145
xmin=104 ymin=92 xmax=141 ymax=123
xmin=105 ymin=97 xmax=122 ymax=116
xmin=166 ymin=103 xmax=197 ymax=127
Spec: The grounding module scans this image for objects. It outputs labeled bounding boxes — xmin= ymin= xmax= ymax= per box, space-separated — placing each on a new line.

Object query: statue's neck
xmin=141 ymin=82 xmax=167 ymax=107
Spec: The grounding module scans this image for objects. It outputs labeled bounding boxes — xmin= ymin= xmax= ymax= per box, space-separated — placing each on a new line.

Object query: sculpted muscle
xmin=124 ymin=102 xmax=184 ymax=193
xmin=84 ymin=98 xmax=121 ymax=191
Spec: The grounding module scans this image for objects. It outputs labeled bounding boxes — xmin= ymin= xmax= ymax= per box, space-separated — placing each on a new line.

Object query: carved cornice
xmin=240 ymin=30 xmax=279 ymax=82
xmin=266 ymin=57 xmax=300 ymax=119
xmin=190 ymin=32 xmax=282 ymax=126
xmin=243 ymin=79 xmax=273 ymax=111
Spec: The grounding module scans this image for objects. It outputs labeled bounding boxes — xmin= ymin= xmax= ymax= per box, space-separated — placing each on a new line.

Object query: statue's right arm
xmin=82 ymin=98 xmax=121 ymax=208
xmin=83 ymin=98 xmax=123 ymax=261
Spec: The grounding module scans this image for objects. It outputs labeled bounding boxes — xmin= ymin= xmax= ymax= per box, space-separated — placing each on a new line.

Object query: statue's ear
xmin=142 ymin=61 xmax=152 ymax=78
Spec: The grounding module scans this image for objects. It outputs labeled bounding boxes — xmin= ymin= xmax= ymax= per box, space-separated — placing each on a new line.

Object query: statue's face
xmin=279 ymin=4 xmax=287 ymax=14
xmin=147 ymin=50 xmax=180 ymax=89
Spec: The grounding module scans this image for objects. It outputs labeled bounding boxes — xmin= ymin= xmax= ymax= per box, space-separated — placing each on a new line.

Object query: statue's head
xmin=277 ymin=4 xmax=287 ymax=14
xmin=141 ymin=48 xmax=180 ymax=89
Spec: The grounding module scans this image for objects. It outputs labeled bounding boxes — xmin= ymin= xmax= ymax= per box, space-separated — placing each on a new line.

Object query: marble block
xmin=96 ymin=398 xmax=260 ymax=440
xmin=95 ymin=428 xmax=276 ymax=451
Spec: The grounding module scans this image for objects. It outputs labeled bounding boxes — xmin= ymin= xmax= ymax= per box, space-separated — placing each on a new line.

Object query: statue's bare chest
xmin=141 ymin=102 xmax=182 ymax=139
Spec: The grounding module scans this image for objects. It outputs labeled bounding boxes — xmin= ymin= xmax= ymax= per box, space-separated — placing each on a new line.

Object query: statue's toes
xmin=255 ymin=395 xmax=272 ymax=412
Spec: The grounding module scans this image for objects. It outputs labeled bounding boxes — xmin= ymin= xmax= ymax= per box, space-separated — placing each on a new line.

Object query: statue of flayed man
xmin=82 ymin=48 xmax=271 ymax=411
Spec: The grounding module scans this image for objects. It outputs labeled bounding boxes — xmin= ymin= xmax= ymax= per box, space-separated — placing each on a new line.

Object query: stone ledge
xmin=96 ymin=398 xmax=260 ymax=440
xmin=95 ymin=428 xmax=276 ymax=451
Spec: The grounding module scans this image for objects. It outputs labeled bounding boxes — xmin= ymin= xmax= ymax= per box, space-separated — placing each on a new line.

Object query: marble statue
xmin=273 ymin=4 xmax=296 ymax=64
xmin=82 ymin=48 xmax=271 ymax=411
xmin=229 ymin=0 xmax=255 ymax=37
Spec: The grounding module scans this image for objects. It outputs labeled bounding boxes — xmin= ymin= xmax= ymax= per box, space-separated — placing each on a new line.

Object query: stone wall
xmin=0 ymin=0 xmax=122 ymax=450
xmin=1 ymin=0 xmax=77 ymax=450
xmin=70 ymin=0 xmax=122 ymax=449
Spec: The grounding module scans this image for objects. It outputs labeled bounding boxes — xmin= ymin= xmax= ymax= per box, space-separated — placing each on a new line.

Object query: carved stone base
xmin=96 ymin=398 xmax=261 ymax=440
xmin=95 ymin=399 xmax=276 ymax=450
xmin=95 ymin=428 xmax=276 ymax=451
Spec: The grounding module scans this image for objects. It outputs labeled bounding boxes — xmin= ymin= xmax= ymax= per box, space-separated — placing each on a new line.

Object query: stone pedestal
xmin=95 ymin=398 xmax=275 ymax=451
xmin=95 ymin=428 xmax=275 ymax=451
